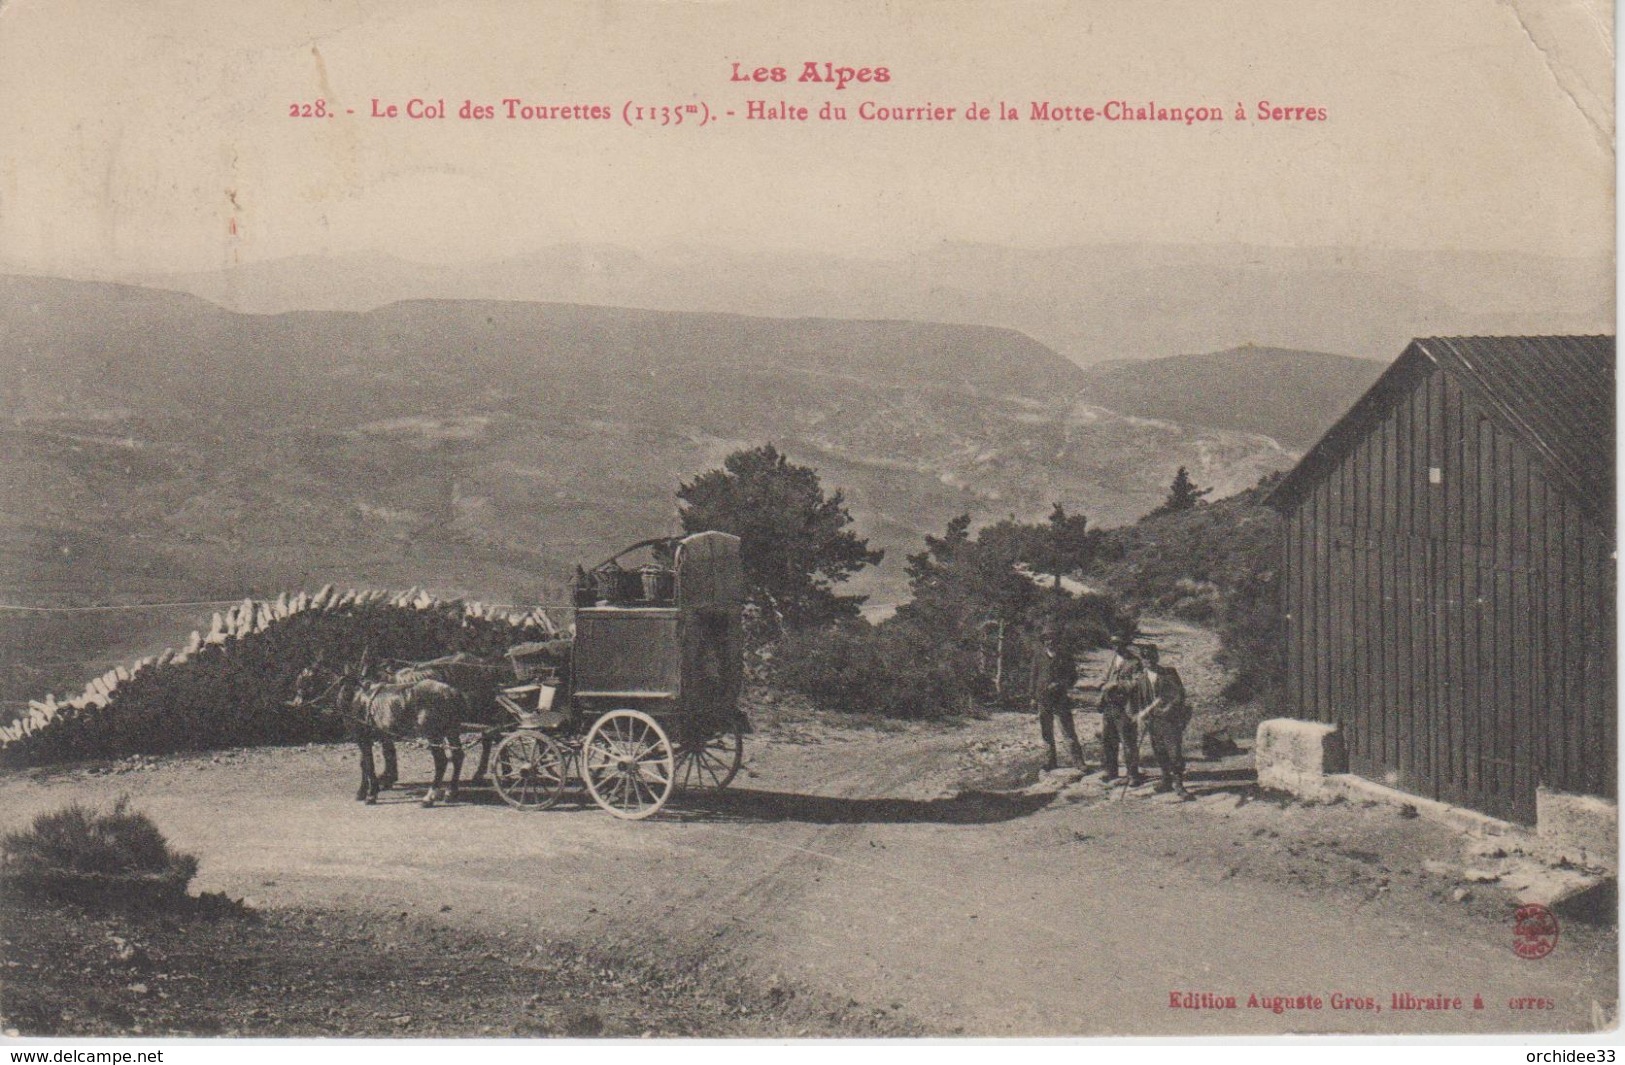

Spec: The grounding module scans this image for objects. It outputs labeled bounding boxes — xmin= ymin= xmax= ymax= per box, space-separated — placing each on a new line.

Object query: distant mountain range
xmin=8 ymin=261 xmax=1596 ymax=705
xmin=131 ymin=243 xmax=1613 ymax=366
xmin=0 ymin=275 xmax=1351 ymax=617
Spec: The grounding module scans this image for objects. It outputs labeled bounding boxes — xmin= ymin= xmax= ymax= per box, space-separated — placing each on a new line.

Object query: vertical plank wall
xmin=1282 ymin=362 xmax=1615 ymax=823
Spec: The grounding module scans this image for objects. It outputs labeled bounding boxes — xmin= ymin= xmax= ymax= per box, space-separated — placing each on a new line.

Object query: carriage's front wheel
xmin=491 ymin=730 xmax=569 ymax=811
xmin=674 ymin=726 xmax=744 ymax=791
xmin=581 ymin=710 xmax=674 ymax=820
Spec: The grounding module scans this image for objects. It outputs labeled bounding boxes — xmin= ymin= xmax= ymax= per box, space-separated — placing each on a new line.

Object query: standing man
xmin=1030 ymin=615 xmax=1086 ymax=772
xmin=1097 ymin=643 xmax=1146 ymax=786
xmin=1133 ymin=644 xmax=1191 ymax=796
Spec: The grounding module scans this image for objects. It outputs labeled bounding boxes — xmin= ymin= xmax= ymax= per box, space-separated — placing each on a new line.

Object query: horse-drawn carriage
xmin=472 ymin=530 xmax=747 ymax=819
xmin=294 ymin=531 xmax=747 ymax=819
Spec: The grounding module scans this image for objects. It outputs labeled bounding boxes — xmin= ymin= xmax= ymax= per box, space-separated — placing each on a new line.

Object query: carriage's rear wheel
xmin=491 ymin=730 xmax=569 ymax=811
xmin=581 ymin=710 xmax=674 ymax=820
xmin=674 ymin=726 xmax=744 ymax=791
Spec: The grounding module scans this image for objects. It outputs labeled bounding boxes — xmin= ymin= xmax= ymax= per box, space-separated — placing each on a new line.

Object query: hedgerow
xmin=1 ymin=589 xmax=559 ymax=766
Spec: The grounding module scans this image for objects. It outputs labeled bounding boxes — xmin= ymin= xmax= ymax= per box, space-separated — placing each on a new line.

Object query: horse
xmin=353 ymin=677 xmax=469 ymax=806
xmin=388 ymin=643 xmax=575 ymax=783
xmin=293 ymin=663 xmax=469 ymax=806
xmin=386 ymin=653 xmax=508 ymax=784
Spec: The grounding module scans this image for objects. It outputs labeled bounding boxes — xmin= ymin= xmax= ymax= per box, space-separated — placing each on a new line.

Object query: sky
xmin=0 ymin=0 xmax=1614 ymax=278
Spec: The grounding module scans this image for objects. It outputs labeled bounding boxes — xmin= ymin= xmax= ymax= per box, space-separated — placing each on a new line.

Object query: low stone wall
xmin=1253 ymin=717 xmax=1345 ymax=796
xmin=1537 ymin=787 xmax=1619 ymax=875
xmin=1257 ymin=717 xmax=1618 ymax=877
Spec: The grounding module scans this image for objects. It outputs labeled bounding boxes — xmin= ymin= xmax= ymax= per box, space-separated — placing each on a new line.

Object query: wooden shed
xmin=1267 ymin=336 xmax=1615 ymax=824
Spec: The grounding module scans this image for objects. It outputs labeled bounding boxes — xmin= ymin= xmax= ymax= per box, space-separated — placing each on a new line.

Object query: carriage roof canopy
xmin=674 ymin=531 xmax=743 ymax=611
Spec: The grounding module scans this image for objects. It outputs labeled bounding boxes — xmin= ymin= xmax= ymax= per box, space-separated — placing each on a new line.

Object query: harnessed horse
xmin=293 ymin=663 xmax=469 ymax=806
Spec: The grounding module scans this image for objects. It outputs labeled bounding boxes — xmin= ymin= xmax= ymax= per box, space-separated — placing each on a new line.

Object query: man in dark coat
xmin=1131 ymin=643 xmax=1191 ymax=796
xmin=1031 ymin=617 xmax=1086 ymax=771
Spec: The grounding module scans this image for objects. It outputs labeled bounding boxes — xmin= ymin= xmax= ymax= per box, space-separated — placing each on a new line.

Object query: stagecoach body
xmin=572 ymin=531 xmax=744 ymax=723
xmin=486 ymin=531 xmax=747 ymax=819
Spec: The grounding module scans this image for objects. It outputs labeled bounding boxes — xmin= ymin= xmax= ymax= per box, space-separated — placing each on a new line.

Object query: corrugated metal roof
xmin=1268 ymin=335 xmax=1615 ymax=531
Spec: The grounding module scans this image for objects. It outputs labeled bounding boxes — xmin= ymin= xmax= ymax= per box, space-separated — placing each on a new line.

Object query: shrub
xmin=772 ymin=620 xmax=978 ymax=719
xmin=1097 ymin=473 xmax=1285 ymax=706
xmin=773 ymin=592 xmax=1127 ymax=720
xmin=773 ymin=510 xmax=1132 ymax=719
xmin=2 ymin=797 xmax=199 ymax=909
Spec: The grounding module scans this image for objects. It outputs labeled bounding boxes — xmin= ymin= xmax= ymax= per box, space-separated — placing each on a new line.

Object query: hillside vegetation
xmin=1097 ymin=474 xmax=1285 ymax=711
xmin=773 ymin=506 xmax=1130 ymax=720
xmin=768 ymin=469 xmax=1292 ymax=725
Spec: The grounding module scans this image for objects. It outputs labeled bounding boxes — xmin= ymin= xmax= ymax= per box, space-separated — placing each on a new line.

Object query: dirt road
xmin=0 ymin=698 xmax=1613 ymax=1036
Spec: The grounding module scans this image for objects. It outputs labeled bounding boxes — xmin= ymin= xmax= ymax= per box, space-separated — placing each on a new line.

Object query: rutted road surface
xmin=0 ymin=707 xmax=1613 ymax=1036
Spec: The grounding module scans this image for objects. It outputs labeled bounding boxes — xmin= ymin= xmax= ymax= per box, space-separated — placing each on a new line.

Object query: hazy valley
xmin=0 ymin=275 xmax=1370 ymax=600
xmin=2 ymin=272 xmax=1385 ymax=702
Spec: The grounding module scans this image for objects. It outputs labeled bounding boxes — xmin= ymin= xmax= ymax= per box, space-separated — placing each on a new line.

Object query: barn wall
xmin=1282 ymin=360 xmax=1616 ymax=823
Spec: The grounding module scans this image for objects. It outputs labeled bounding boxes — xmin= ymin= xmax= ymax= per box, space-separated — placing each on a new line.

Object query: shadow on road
xmin=359 ymin=781 xmax=1051 ymax=826
xmin=1185 ymin=766 xmax=1255 ymax=784
xmin=376 ymin=765 xmax=1255 ymax=821
xmin=665 ymin=786 xmax=1055 ymax=825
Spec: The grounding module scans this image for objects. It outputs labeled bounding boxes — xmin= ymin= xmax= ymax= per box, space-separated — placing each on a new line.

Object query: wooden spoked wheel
xmin=581 ymin=709 xmax=675 ymax=820
xmin=674 ymin=725 xmax=744 ymax=791
xmin=491 ymin=730 xmax=569 ymax=811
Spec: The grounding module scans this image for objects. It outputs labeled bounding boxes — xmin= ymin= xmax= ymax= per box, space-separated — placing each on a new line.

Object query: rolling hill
xmin=0 ymin=274 xmax=1346 ymax=704
xmin=1078 ymin=346 xmax=1388 ymax=449
xmin=0 ymin=274 xmax=1312 ymax=600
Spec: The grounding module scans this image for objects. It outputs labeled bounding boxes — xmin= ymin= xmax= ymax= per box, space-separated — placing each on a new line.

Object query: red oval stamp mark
xmin=1513 ymin=903 xmax=1560 ymax=959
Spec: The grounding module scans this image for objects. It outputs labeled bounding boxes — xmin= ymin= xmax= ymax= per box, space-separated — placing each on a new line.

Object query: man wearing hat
xmin=1030 ymin=615 xmax=1086 ymax=772
xmin=1132 ymin=643 xmax=1191 ymax=796
xmin=1097 ymin=642 xmax=1146 ymax=786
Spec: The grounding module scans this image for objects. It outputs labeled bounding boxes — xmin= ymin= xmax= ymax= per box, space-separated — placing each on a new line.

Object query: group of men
xmin=1029 ymin=618 xmax=1191 ymax=797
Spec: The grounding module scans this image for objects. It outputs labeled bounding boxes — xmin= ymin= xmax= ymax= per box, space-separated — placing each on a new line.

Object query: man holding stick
xmin=1097 ymin=642 xmax=1147 ymax=787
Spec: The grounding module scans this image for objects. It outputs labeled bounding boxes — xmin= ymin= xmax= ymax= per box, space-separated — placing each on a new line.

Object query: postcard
xmin=0 ymin=0 xmax=1615 ymax=1043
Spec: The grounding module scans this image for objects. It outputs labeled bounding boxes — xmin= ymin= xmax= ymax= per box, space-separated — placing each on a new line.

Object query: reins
xmin=299 ymin=668 xmax=375 ymax=730
xmin=301 ymin=672 xmax=350 ymax=710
